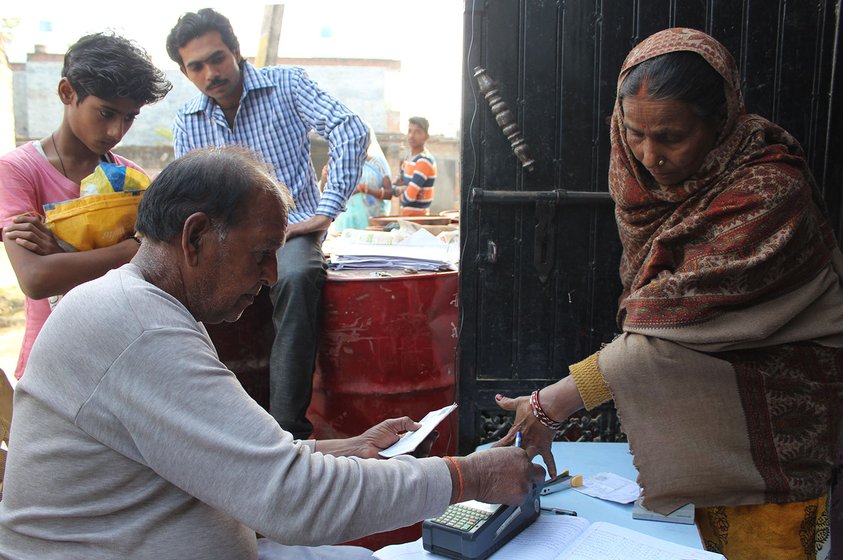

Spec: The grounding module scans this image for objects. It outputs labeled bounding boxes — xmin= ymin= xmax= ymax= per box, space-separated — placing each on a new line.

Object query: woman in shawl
xmin=494 ymin=28 xmax=842 ymax=559
xmin=330 ymin=125 xmax=392 ymax=232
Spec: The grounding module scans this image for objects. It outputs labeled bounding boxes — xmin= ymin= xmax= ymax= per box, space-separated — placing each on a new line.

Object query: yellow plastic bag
xmin=44 ymin=163 xmax=150 ymax=251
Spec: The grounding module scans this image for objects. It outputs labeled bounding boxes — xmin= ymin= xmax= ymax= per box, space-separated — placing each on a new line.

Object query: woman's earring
xmin=657 ymin=159 xmax=665 ymax=167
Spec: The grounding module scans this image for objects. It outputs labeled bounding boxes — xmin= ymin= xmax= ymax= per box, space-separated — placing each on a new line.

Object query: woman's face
xmin=621 ymin=94 xmax=719 ymax=186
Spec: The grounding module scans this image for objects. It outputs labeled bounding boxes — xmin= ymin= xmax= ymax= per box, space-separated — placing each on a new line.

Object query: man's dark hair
xmin=166 ymin=8 xmax=245 ymax=67
xmin=408 ymin=116 xmax=430 ymax=134
xmin=63 ymin=33 xmax=171 ymax=106
xmin=136 ymin=146 xmax=291 ymax=243
xmin=618 ymin=51 xmax=726 ymax=122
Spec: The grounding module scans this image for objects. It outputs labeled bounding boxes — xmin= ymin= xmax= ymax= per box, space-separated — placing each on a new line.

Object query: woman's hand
xmin=492 ymin=393 xmax=558 ymax=478
xmin=3 ymin=215 xmax=64 ymax=256
xmin=380 ymin=176 xmax=393 ymax=200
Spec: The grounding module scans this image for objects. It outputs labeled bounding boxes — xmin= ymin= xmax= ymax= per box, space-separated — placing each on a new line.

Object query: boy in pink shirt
xmin=0 ymin=33 xmax=171 ymax=379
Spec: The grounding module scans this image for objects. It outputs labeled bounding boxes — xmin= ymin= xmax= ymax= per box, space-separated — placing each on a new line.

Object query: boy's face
xmin=61 ymin=79 xmax=142 ymax=155
xmin=178 ymin=30 xmax=243 ymax=109
xmin=407 ymin=123 xmax=429 ymax=151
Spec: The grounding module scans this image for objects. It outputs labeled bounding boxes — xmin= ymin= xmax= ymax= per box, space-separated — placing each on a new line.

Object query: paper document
xmin=379 ymin=403 xmax=457 ymax=458
xmin=372 ymin=515 xmax=724 ymax=560
xmin=574 ymin=472 xmax=640 ymax=504
xmin=329 ymin=229 xmax=459 ymax=271
xmin=329 ymin=255 xmax=456 ymax=272
xmin=372 ymin=539 xmax=433 ymax=559
xmin=554 ymin=520 xmax=724 ymax=560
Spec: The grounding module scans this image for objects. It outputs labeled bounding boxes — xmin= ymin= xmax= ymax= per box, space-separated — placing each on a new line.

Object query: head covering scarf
xmin=608 ymin=28 xmax=837 ymax=329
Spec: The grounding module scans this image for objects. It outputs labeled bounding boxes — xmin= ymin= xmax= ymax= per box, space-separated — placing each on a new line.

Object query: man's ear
xmin=57 ymin=78 xmax=75 ymax=106
xmin=179 ymin=65 xmax=188 ymax=79
xmin=181 ymin=212 xmax=213 ymax=266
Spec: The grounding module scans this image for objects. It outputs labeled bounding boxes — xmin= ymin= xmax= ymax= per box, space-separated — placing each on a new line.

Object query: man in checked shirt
xmin=166 ymin=8 xmax=368 ymax=439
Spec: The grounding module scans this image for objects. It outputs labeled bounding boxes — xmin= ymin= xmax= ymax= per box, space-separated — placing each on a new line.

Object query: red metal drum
xmin=309 ymin=268 xmax=458 ymax=451
xmin=308 ymin=268 xmax=459 ymax=550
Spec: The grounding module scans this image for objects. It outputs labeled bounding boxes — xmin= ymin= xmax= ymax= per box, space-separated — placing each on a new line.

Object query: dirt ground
xmin=0 ymin=244 xmax=24 ymax=387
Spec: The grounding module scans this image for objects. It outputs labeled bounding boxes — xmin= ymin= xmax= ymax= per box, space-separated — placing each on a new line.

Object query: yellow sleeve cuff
xmin=569 ymin=352 xmax=613 ymax=411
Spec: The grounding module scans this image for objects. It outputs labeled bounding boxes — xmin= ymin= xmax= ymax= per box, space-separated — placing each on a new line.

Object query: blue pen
xmin=515 ymin=431 xmax=522 ymax=448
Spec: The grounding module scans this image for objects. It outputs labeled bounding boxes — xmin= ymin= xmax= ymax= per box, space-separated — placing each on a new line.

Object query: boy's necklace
xmin=50 ymin=132 xmax=69 ymax=179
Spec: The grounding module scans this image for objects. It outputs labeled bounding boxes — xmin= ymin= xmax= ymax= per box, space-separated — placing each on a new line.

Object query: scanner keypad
xmin=430 ymin=504 xmax=492 ymax=531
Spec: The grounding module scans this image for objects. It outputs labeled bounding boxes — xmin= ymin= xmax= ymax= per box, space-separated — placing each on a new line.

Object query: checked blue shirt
xmin=173 ymin=62 xmax=368 ymax=224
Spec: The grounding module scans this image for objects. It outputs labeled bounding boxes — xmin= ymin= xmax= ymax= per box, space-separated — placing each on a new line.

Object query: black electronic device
xmin=421 ymin=484 xmax=541 ymax=559
xmin=539 ymin=470 xmax=583 ymax=495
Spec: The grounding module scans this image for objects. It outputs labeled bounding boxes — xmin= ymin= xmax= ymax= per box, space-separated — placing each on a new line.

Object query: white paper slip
xmin=574 ymin=472 xmax=641 ymax=504
xmin=379 ymin=403 xmax=458 ymax=458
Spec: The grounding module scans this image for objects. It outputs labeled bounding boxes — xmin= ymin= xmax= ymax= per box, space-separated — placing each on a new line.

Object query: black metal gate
xmin=457 ymin=0 xmax=843 ymax=453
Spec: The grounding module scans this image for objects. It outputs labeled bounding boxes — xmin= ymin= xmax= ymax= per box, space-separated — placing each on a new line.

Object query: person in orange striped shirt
xmin=392 ymin=116 xmax=437 ymax=216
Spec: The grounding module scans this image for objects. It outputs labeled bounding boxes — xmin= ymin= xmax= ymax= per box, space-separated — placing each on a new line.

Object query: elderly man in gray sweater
xmin=0 ymin=146 xmax=543 ymax=560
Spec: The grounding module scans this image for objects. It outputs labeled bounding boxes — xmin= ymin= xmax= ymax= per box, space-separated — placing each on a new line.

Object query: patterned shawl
xmin=599 ymin=28 xmax=843 ymax=513
xmin=608 ymin=28 xmax=837 ymax=329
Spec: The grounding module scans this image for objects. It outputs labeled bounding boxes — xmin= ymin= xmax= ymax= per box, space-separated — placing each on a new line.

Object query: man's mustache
xmin=206 ymin=78 xmax=226 ymax=91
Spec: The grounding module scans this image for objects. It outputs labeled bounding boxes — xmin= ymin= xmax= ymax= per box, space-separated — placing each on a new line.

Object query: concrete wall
xmin=115 ymin=133 xmax=460 ymax=218
xmin=0 ymin=44 xmax=15 ymax=154
xmin=11 ymin=48 xmax=400 ymax=147
xmin=9 ymin=45 xmax=458 ymax=216
xmin=11 ymin=64 xmax=27 ymax=140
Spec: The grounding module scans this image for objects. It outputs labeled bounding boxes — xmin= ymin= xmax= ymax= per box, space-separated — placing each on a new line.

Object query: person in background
xmin=0 ymin=33 xmax=171 ymax=380
xmin=166 ymin=8 xmax=368 ymax=440
xmin=0 ymin=146 xmax=545 ymax=560
xmin=331 ymin=125 xmax=392 ymax=232
xmin=392 ymin=116 xmax=436 ymax=216
xmin=494 ymin=28 xmax=842 ymax=559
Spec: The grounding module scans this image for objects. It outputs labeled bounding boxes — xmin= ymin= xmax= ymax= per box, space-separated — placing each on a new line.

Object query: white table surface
xmin=373 ymin=441 xmax=705 ymax=559
xmin=480 ymin=441 xmax=703 ymax=549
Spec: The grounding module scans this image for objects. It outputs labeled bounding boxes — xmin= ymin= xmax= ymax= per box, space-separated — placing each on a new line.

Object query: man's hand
xmin=455 ymin=447 xmax=546 ymax=506
xmin=286 ymin=214 xmax=332 ymax=240
xmin=313 ymin=416 xmax=428 ymax=459
xmin=3 ymin=215 xmax=64 ymax=256
xmin=352 ymin=416 xmax=421 ymax=458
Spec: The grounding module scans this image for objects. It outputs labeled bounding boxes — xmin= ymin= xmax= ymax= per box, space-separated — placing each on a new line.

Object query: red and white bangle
xmin=530 ymin=390 xmax=562 ymax=430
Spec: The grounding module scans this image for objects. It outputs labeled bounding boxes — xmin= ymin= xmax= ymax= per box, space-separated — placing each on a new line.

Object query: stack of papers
xmin=328 ymin=229 xmax=459 ymax=271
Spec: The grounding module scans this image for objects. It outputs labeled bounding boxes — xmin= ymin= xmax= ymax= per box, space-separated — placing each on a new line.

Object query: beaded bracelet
xmin=443 ymin=455 xmax=464 ymax=502
xmin=530 ymin=389 xmax=562 ymax=430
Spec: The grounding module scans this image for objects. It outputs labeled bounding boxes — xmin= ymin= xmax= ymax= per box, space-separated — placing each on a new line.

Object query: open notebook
xmin=373 ymin=514 xmax=725 ymax=560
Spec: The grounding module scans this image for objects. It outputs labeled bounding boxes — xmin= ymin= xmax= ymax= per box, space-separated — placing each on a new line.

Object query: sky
xmin=1 ymin=0 xmax=466 ymax=136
